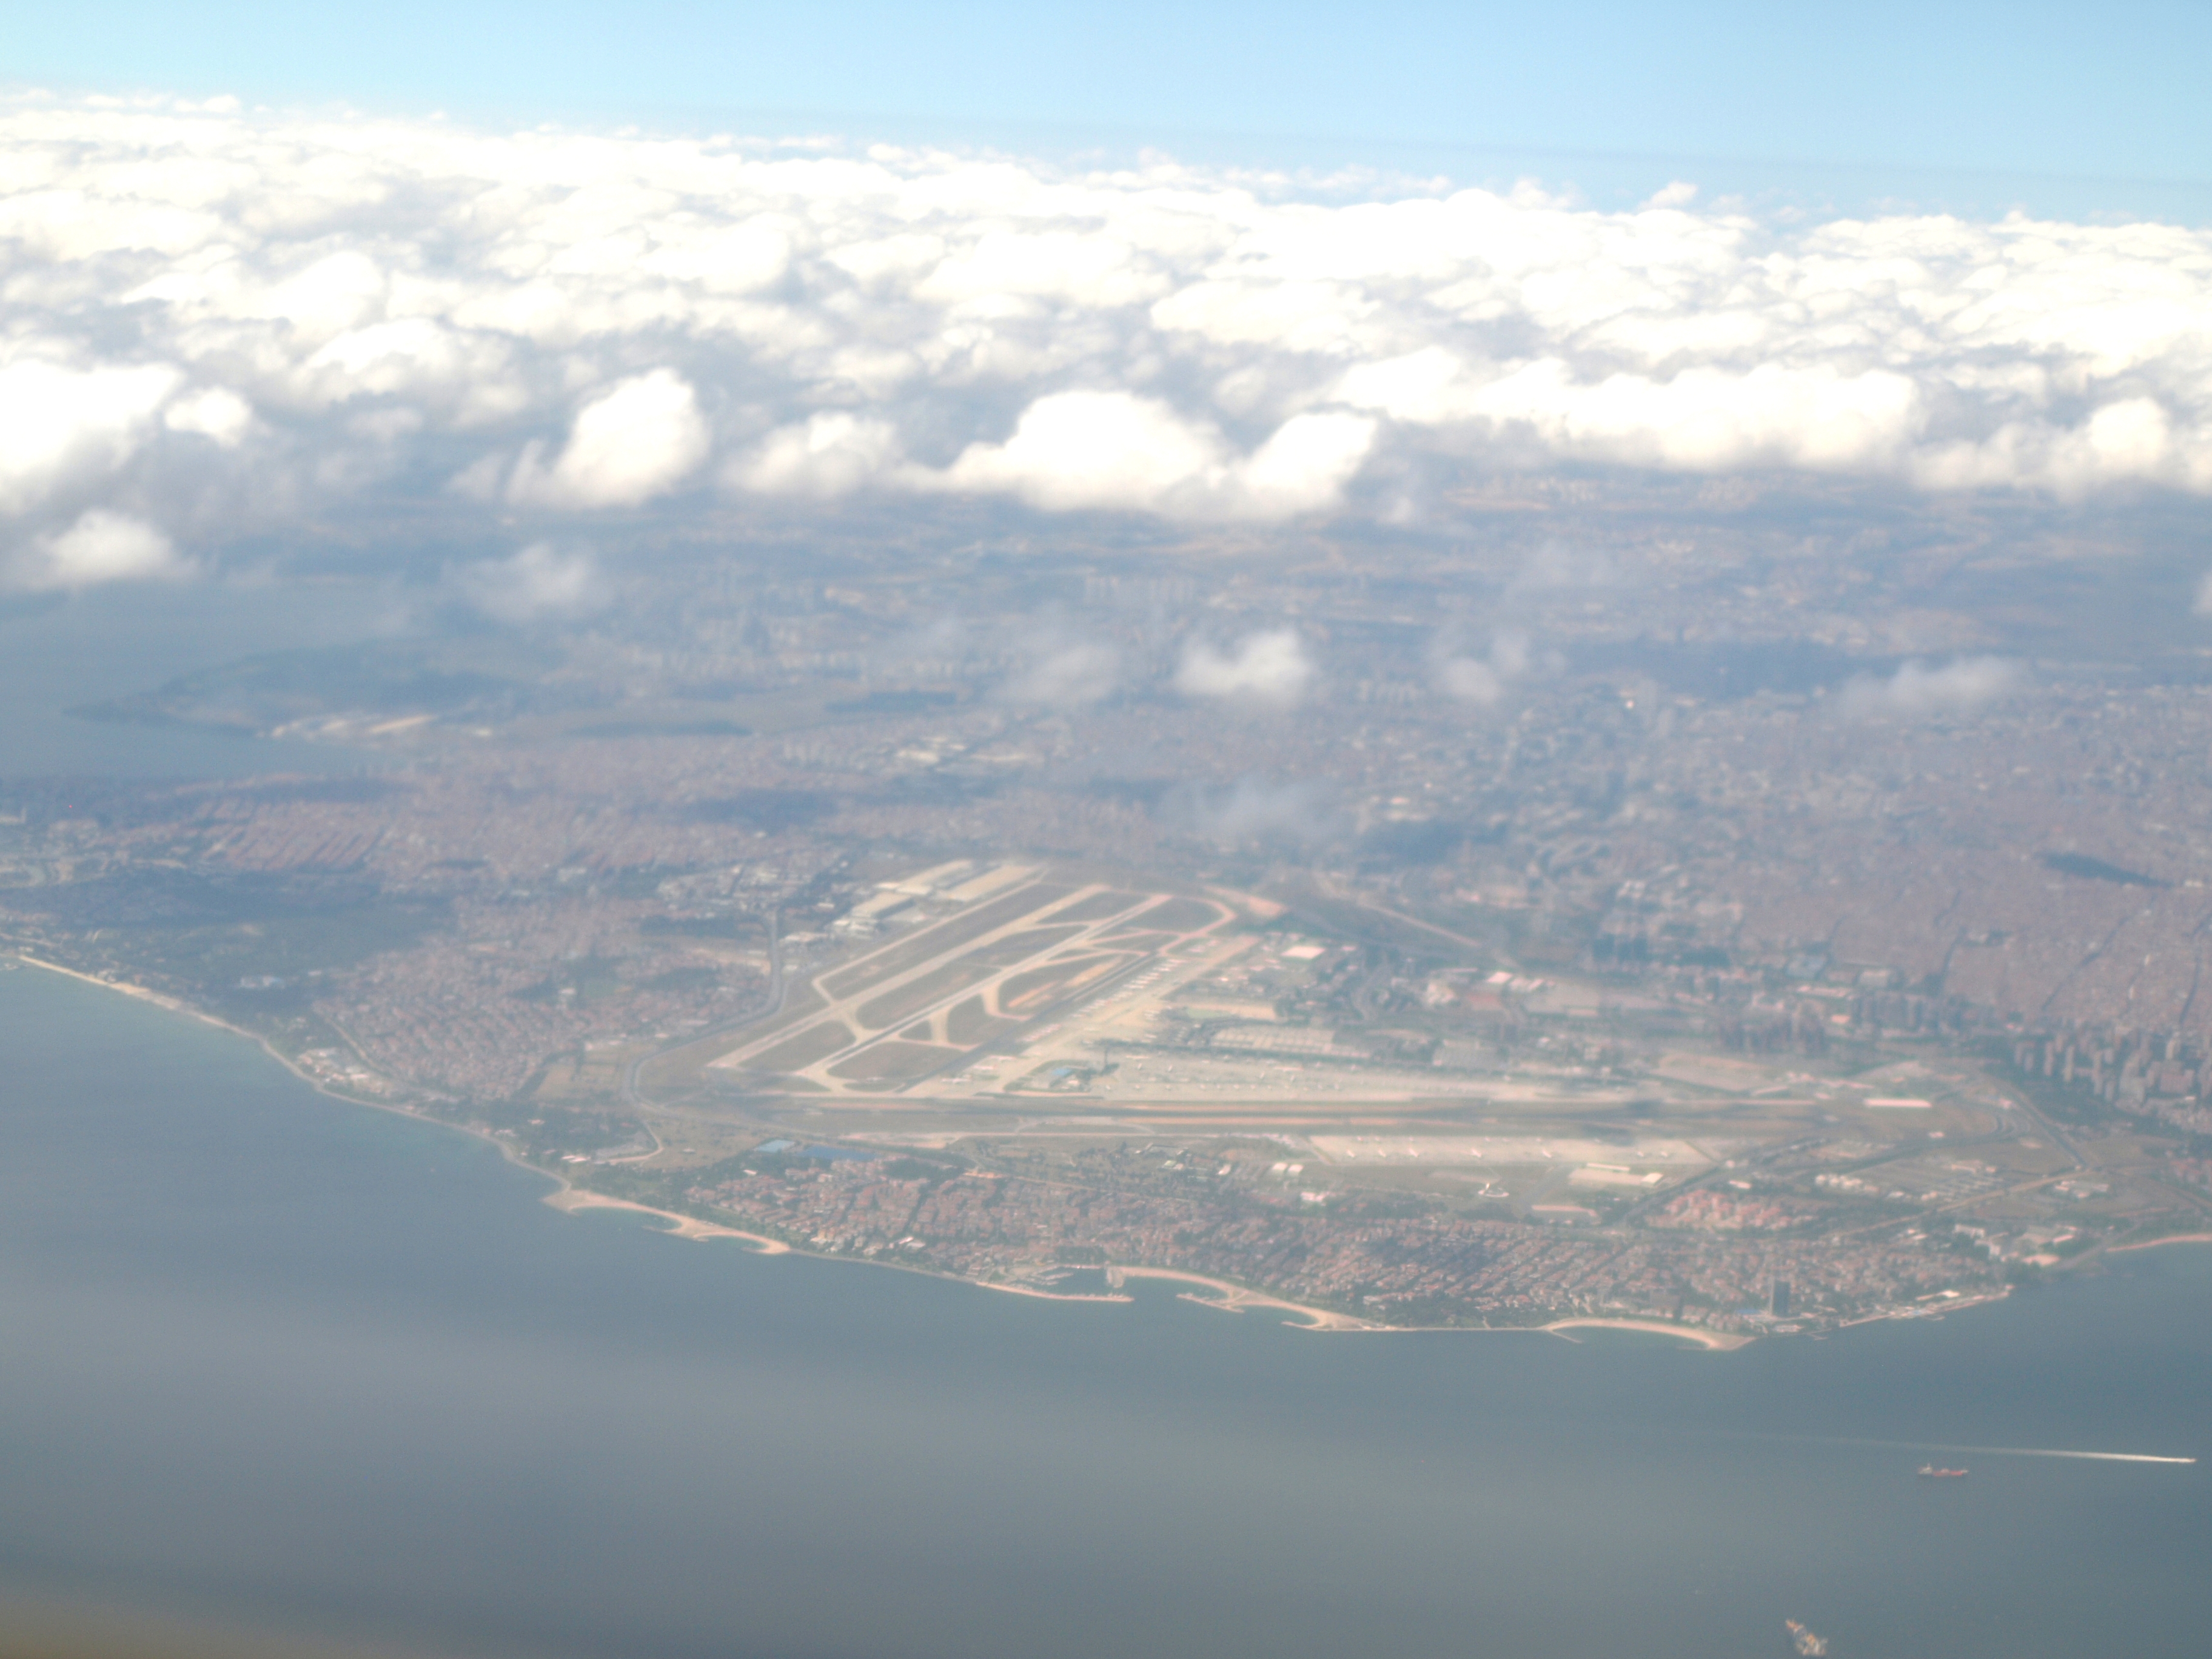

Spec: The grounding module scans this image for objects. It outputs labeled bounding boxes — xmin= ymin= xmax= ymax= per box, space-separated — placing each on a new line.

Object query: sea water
xmin=0 ymin=964 xmax=2204 ymax=1658
xmin=0 ymin=585 xmax=387 ymax=779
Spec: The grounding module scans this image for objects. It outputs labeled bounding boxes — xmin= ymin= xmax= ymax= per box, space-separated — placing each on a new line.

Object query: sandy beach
xmin=975 ymin=1278 xmax=1131 ymax=1305
xmin=19 ymin=954 xmax=246 ymax=1028
xmin=2107 ymin=1232 xmax=2212 ymax=1254
xmin=1108 ymin=1266 xmax=1373 ymax=1330
xmin=12 ymin=953 xmax=375 ymax=1106
xmin=1540 ymin=1316 xmax=1751 ymax=1351
xmin=542 ymin=1187 xmax=791 ymax=1250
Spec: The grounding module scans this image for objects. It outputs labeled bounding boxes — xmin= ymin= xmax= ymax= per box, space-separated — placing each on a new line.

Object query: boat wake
xmin=1711 ymin=1429 xmax=2196 ymax=1465
xmin=1837 ymin=1436 xmax=2194 ymax=1466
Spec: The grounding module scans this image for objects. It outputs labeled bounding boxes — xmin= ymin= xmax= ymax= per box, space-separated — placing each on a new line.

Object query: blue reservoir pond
xmin=0 ymin=964 xmax=2204 ymax=1658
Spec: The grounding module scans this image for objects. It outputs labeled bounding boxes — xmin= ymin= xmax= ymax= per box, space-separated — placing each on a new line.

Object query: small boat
xmin=1917 ymin=1464 xmax=1969 ymax=1478
xmin=1785 ymin=1618 xmax=1829 ymax=1655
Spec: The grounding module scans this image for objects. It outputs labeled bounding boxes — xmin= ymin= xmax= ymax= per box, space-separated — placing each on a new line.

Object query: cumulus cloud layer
xmin=937 ymin=392 xmax=1375 ymax=518
xmin=506 ymin=370 xmax=709 ymax=509
xmin=4 ymin=98 xmax=2212 ymax=578
xmin=1837 ymin=657 xmax=2020 ymax=720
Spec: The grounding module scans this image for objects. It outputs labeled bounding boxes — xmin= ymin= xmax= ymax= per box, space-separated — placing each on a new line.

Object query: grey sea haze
xmin=0 ymin=965 xmax=2205 ymax=1659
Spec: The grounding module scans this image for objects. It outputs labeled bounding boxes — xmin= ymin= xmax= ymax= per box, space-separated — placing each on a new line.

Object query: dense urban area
xmin=5 ymin=499 xmax=2210 ymax=1333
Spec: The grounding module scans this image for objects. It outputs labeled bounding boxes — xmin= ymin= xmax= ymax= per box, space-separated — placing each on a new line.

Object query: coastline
xmin=12 ymin=952 xmax=384 ymax=1110
xmin=976 ymin=1278 xmax=1131 ymax=1305
xmin=5 ymin=949 xmax=2028 ymax=1347
xmin=544 ymin=1187 xmax=789 ymax=1252
xmin=1107 ymin=1265 xmax=1374 ymax=1330
xmin=1540 ymin=1316 xmax=1751 ymax=1351
xmin=0 ymin=960 xmax=1370 ymax=1322
xmin=2107 ymin=1232 xmax=2212 ymax=1255
xmin=7 ymin=950 xmax=604 ymax=1218
xmin=0 ymin=954 xmax=1489 ymax=1337
xmin=1832 ymin=1284 xmax=2012 ymax=1333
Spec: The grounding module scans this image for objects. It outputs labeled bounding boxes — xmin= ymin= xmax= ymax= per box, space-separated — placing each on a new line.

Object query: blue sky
xmin=11 ymin=1 xmax=2212 ymax=195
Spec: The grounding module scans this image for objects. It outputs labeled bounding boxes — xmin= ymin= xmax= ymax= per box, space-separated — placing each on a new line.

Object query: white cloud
xmin=15 ymin=509 xmax=187 ymax=589
xmin=1178 ymin=777 xmax=1334 ymax=845
xmin=942 ymin=390 xmax=1224 ymax=514
xmin=936 ymin=393 xmax=1372 ymax=520
xmin=1235 ymin=411 xmax=1377 ymax=516
xmin=2 ymin=96 xmax=2212 ymax=560
xmin=300 ymin=319 xmax=523 ymax=423
xmin=163 ymin=387 xmax=255 ymax=446
xmin=1340 ymin=355 xmax=1926 ymax=474
xmin=0 ymin=360 xmax=179 ymax=514
xmin=729 ymin=411 xmax=902 ymax=497
xmin=1176 ymin=628 xmax=1315 ymax=708
xmin=508 ymin=370 xmax=709 ymax=509
xmin=1836 ymin=657 xmax=2020 ymax=720
xmin=1509 ymin=543 xmax=1621 ymax=592
xmin=1002 ymin=636 xmax=1122 ymax=708
xmin=454 ymin=542 xmax=608 ymax=623
xmin=1434 ymin=629 xmax=1533 ymax=706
